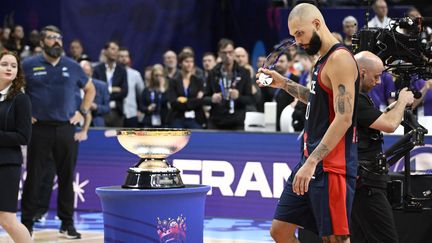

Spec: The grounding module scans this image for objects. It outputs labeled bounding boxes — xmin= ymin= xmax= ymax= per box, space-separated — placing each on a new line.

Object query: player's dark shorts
xmin=274 ymin=162 xmax=356 ymax=237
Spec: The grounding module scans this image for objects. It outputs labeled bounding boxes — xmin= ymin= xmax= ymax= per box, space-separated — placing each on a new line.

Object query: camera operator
xmin=351 ymin=51 xmax=414 ymax=243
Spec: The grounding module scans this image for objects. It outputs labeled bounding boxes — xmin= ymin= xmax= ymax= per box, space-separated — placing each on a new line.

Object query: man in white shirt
xmin=118 ymin=47 xmax=145 ymax=127
xmin=368 ymin=0 xmax=392 ymax=29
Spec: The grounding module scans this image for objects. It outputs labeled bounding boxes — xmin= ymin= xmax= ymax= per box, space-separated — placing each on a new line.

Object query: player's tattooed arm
xmin=282 ymin=78 xmax=310 ymax=104
xmin=335 ymin=84 xmax=353 ymax=115
xmin=309 ymin=143 xmax=330 ymax=164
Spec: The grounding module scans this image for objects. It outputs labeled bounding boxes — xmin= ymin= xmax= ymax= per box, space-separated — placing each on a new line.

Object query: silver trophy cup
xmin=117 ymin=128 xmax=190 ymax=189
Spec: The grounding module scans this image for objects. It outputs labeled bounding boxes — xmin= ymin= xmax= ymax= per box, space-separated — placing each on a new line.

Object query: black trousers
xmin=21 ymin=123 xmax=78 ymax=227
xmin=351 ymin=185 xmax=399 ymax=243
xmin=35 ymin=158 xmax=56 ymax=217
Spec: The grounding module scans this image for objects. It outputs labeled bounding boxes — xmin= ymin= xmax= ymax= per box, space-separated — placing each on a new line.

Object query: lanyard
xmin=219 ymin=70 xmax=237 ymax=97
xmin=219 ymin=78 xmax=228 ymax=98
xmin=184 ymin=86 xmax=189 ymax=97
xmin=150 ymin=91 xmax=163 ymax=113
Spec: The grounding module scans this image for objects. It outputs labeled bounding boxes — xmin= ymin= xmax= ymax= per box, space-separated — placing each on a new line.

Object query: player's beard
xmin=304 ymin=30 xmax=322 ymax=56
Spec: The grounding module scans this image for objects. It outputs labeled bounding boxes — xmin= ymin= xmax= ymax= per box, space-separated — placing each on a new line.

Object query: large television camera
xmin=352 ymin=16 xmax=432 ymax=79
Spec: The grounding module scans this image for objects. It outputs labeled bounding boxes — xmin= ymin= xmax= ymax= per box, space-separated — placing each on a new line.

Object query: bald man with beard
xmin=257 ymin=3 xmax=359 ymax=243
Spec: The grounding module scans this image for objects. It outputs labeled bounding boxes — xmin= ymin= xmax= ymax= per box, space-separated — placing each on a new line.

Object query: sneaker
xmin=59 ymin=225 xmax=81 ymax=239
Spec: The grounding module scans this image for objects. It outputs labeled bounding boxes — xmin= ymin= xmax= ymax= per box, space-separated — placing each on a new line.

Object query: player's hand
xmin=398 ymin=87 xmax=414 ymax=106
xmin=31 ymin=117 xmax=37 ymax=124
xmin=292 ymin=161 xmax=316 ymax=195
xmin=256 ymin=68 xmax=286 ymax=89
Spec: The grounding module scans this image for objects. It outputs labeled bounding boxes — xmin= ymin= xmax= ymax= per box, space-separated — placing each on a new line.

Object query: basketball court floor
xmin=0 ymin=211 xmax=274 ymax=242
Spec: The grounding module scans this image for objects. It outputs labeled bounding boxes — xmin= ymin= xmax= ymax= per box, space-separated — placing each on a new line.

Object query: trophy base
xmin=122 ymin=167 xmax=185 ymax=189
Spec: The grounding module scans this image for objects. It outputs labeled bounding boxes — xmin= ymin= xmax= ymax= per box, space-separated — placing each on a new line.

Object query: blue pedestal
xmin=96 ymin=185 xmax=211 ymax=243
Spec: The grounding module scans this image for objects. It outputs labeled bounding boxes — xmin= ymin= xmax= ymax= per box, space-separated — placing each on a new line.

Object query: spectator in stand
xmin=255 ymin=55 xmax=266 ymax=73
xmin=27 ymin=30 xmax=39 ymax=50
xmin=1 ymin=27 xmax=11 ymax=46
xmin=342 ymin=16 xmax=358 ymax=50
xmin=167 ymin=51 xmax=206 ymax=129
xmin=412 ymin=78 xmax=432 ymax=116
xmin=287 ymin=44 xmax=298 ymax=63
xmin=234 ymin=47 xmax=255 ymax=79
xmin=202 ymin=52 xmax=217 ymax=80
xmin=368 ymin=0 xmax=391 ymax=29
xmin=204 ymin=38 xmax=253 ymax=130
xmin=331 ymin=32 xmax=343 ymax=43
xmin=292 ymin=51 xmax=316 ymax=131
xmin=180 ymin=46 xmax=205 ymax=80
xmin=93 ymin=41 xmax=128 ymax=127
xmin=118 ymin=47 xmax=145 ymax=128
xmin=80 ymin=60 xmax=110 ymax=127
xmin=139 ymin=65 xmax=169 ymax=128
xmin=5 ymin=25 xmax=29 ymax=58
xmin=234 ymin=47 xmax=260 ymax=111
xmin=163 ymin=50 xmax=181 ymax=79
xmin=27 ymin=30 xmax=41 ymax=57
xmin=293 ymin=50 xmax=314 ymax=86
xmin=0 ymin=38 xmax=5 ymax=53
xmin=69 ymin=39 xmax=90 ymax=62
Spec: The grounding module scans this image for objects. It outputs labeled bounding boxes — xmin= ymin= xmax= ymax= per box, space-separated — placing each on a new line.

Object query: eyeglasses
xmin=45 ymin=35 xmax=63 ymax=41
xmin=262 ymin=39 xmax=296 ymax=70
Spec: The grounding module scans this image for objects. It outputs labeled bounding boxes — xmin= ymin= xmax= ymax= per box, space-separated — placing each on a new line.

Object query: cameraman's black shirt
xmin=358 ymin=93 xmax=383 ymax=161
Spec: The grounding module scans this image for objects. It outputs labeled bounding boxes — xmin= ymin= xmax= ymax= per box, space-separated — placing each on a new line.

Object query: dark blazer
xmin=91 ymin=79 xmax=110 ymax=127
xmin=92 ymin=63 xmax=128 ymax=111
xmin=167 ymin=75 xmax=206 ymax=126
xmin=0 ymin=92 xmax=32 ymax=165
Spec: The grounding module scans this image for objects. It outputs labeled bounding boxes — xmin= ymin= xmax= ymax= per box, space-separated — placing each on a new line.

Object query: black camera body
xmin=352 ymin=17 xmax=432 ymax=79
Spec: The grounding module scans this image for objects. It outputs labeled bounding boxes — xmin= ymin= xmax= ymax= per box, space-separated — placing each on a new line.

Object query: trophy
xmin=117 ymin=128 xmax=190 ymax=189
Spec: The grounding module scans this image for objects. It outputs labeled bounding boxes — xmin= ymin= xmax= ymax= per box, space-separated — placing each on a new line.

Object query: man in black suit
xmin=93 ymin=41 xmax=128 ymax=127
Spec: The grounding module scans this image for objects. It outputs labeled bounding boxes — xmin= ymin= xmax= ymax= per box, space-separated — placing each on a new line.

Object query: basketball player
xmin=257 ymin=3 xmax=359 ymax=243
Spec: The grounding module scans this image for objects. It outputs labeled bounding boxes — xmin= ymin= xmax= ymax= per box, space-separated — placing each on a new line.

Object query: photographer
xmin=351 ymin=51 xmax=414 ymax=243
